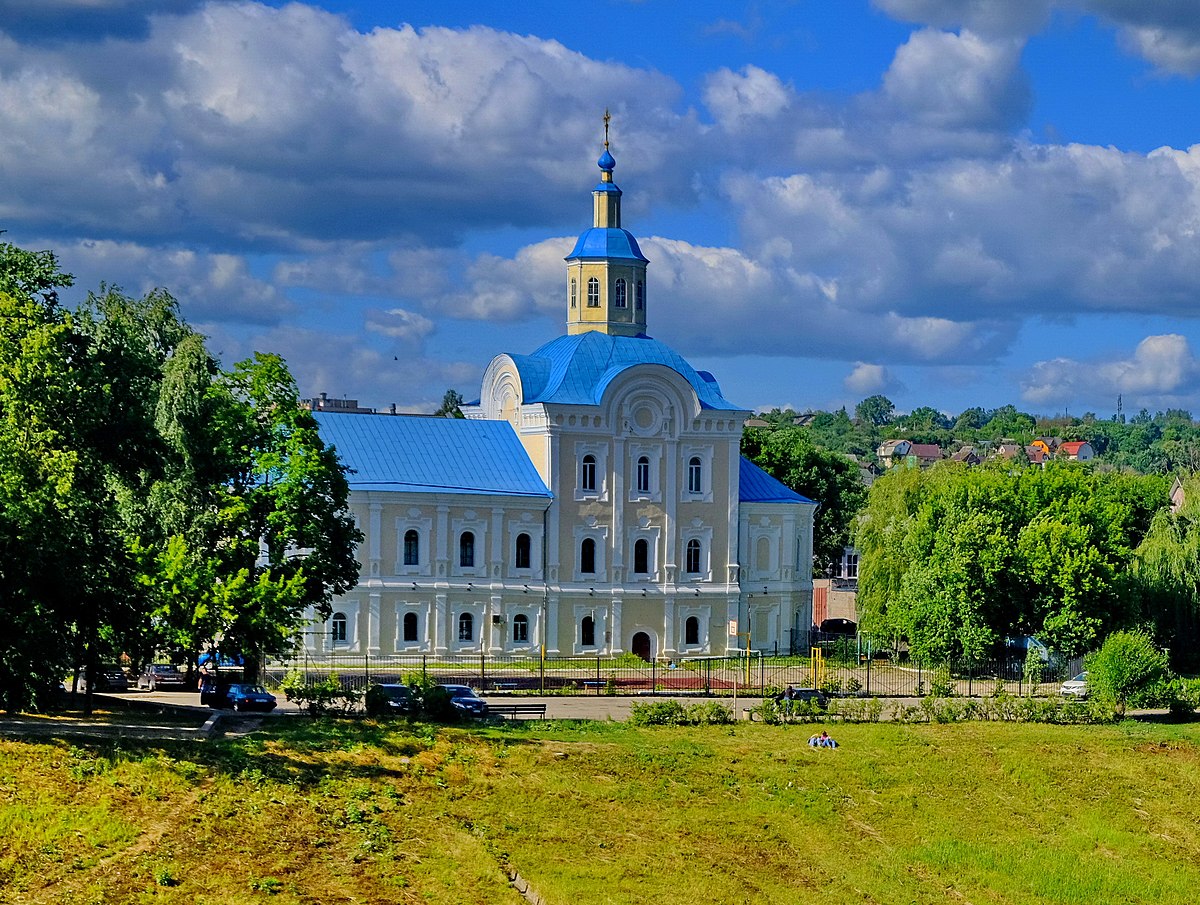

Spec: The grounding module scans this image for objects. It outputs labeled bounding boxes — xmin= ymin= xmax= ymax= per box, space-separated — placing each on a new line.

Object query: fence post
xmin=480 ymin=652 xmax=486 ymax=689
xmin=422 ymin=654 xmax=427 ymax=683
xmin=539 ymin=652 xmax=545 ymax=695
xmin=759 ymin=655 xmax=764 ymax=693
xmin=918 ymin=660 xmax=923 ymax=696
xmin=866 ymin=655 xmax=871 ymax=696
xmin=365 ymin=652 xmax=369 ymax=682
xmin=596 ymin=655 xmax=602 ymax=695
xmin=651 ymin=657 xmax=656 ymax=694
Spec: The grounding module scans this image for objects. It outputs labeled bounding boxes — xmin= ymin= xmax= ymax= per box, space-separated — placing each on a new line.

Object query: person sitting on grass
xmin=808 ymin=730 xmax=838 ymax=748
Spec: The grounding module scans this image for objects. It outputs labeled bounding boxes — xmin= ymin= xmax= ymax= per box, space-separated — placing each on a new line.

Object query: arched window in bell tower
xmin=635 ymin=280 xmax=645 ymax=311
xmin=570 ymin=278 xmax=577 ymax=308
xmin=614 ymin=278 xmax=627 ymax=308
xmin=587 ymin=277 xmax=600 ymax=307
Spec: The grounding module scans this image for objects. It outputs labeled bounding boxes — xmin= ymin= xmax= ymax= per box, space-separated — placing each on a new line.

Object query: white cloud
xmin=880 ymin=29 xmax=1030 ymax=132
xmin=871 ymin=0 xmax=1053 ymax=38
xmin=58 ymin=239 xmax=291 ymax=324
xmin=1022 ymin=334 xmax=1200 ymax=407
xmin=845 ymin=363 xmax=901 ymax=395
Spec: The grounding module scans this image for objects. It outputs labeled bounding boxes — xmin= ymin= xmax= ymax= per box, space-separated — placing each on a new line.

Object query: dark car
xmin=776 ymin=687 xmax=828 ymax=709
xmin=136 ymin=664 xmax=188 ymax=692
xmin=439 ymin=684 xmax=489 ymax=717
xmin=223 ymin=683 xmax=277 ymax=712
xmin=366 ymin=683 xmax=414 ymax=716
xmin=819 ymin=618 xmax=858 ymax=636
xmin=84 ymin=665 xmax=129 ymax=693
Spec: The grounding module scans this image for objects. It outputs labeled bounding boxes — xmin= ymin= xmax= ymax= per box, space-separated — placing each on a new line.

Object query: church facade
xmin=304 ymin=138 xmax=817 ymax=662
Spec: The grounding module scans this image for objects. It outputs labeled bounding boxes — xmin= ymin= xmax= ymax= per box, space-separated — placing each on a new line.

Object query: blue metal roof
xmin=314 ymin=412 xmax=551 ymax=499
xmin=739 ymin=457 xmax=817 ymax=505
xmin=565 ymin=227 xmax=649 ymax=262
xmin=508 ymin=331 xmax=744 ymax=411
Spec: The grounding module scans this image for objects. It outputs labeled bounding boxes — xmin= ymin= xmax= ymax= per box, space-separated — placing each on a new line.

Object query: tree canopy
xmin=853 ymin=461 xmax=1167 ymax=662
xmin=0 ymin=240 xmax=360 ymax=710
xmin=742 ymin=425 xmax=866 ymax=576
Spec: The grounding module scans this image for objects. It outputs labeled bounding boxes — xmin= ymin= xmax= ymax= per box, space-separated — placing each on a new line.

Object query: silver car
xmin=1059 ymin=671 xmax=1088 ymax=699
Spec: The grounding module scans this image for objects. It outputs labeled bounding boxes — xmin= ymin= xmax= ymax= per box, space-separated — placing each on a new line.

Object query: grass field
xmin=2 ymin=717 xmax=1198 ymax=904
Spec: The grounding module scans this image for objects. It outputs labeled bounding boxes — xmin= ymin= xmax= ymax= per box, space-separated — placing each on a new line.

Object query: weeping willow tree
xmin=1132 ymin=476 xmax=1200 ymax=670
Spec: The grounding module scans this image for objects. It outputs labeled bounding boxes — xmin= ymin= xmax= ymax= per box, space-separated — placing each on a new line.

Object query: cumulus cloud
xmin=871 ymin=0 xmax=1053 ymax=38
xmin=58 ymin=239 xmax=292 ymax=324
xmin=845 ymin=363 xmax=903 ymax=395
xmin=1022 ymin=334 xmax=1200 ymax=408
xmin=0 ymin=4 xmax=696 ymax=250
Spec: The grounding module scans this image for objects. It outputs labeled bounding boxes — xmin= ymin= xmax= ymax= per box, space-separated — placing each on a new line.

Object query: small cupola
xmin=565 ymin=111 xmax=649 ymax=338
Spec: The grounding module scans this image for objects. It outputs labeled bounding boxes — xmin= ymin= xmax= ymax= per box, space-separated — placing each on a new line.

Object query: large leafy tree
xmin=0 ymin=240 xmax=361 ymax=708
xmin=854 ymin=461 xmax=1166 ymax=661
xmin=742 ymin=425 xmax=867 ymax=576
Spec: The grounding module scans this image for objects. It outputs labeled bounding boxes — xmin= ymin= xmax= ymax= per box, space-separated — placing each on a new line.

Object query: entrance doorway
xmin=632 ymin=631 xmax=652 ymax=661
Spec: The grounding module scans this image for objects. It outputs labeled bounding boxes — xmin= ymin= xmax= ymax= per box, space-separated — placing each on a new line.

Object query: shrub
xmin=686 ymin=701 xmax=734 ymax=725
xmin=628 ymin=700 xmax=689 ymax=726
xmin=929 ymin=664 xmax=954 ymax=698
xmin=281 ymin=672 xmax=361 ymax=716
xmin=1087 ymin=630 xmax=1170 ymax=718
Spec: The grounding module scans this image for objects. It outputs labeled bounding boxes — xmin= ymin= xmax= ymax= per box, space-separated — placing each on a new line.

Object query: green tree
xmin=202 ymin=353 xmax=362 ymax=679
xmin=434 ymin=389 xmax=465 ymax=418
xmin=1086 ymin=629 xmax=1169 ymax=717
xmin=743 ymin=426 xmax=867 ymax=576
xmin=854 ymin=462 xmax=1166 ymax=660
xmin=854 ymin=395 xmax=894 ymax=427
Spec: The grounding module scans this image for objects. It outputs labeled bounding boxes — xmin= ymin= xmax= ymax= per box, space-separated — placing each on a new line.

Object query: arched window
xmin=403 ymin=529 xmax=419 ymax=566
xmin=688 ymin=456 xmax=703 ymax=494
xmin=459 ymin=531 xmax=475 ymax=568
xmin=403 ymin=612 xmax=418 ymax=643
xmin=515 ymin=533 xmax=532 ymax=569
xmin=634 ymin=538 xmax=649 ymax=574
xmin=570 ymin=277 xmax=577 ymax=308
xmin=614 ymin=278 xmax=627 ymax=308
xmin=513 ymin=614 xmax=529 ymax=643
xmin=580 ymin=538 xmax=596 ymax=574
xmin=635 ymin=280 xmax=645 ymax=310
xmin=686 ymin=539 xmax=702 ymax=574
xmin=587 ymin=277 xmax=600 ymax=307
xmin=458 ymin=612 xmax=473 ymax=642
xmin=581 ymin=615 xmax=595 ymax=647
xmin=636 ymin=455 xmax=650 ymax=493
xmin=756 ymin=536 xmax=772 ymax=573
xmin=685 ymin=615 xmax=700 ymax=646
xmin=581 ymin=454 xmax=596 ymax=492
xmin=331 ymin=612 xmax=347 ymax=644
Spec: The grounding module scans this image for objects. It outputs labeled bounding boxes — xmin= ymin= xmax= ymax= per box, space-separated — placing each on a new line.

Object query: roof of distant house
xmin=909 ymin=443 xmax=942 ymax=459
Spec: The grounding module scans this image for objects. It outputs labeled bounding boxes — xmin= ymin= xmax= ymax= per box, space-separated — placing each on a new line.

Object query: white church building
xmin=304 ymin=136 xmax=817 ymax=662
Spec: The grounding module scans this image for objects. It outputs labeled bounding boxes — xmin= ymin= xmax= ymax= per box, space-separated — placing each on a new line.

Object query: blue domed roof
xmin=565 ymin=227 xmax=649 ymax=262
xmin=505 ymin=331 xmax=743 ymax=411
xmin=598 ymin=148 xmax=616 ymax=171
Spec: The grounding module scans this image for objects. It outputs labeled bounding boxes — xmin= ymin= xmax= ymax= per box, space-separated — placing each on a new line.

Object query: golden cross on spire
xmin=603 ymin=108 xmax=611 ymax=149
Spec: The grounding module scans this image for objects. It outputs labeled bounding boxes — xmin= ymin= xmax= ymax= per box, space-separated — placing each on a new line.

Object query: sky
xmin=4 ymin=1 xmax=1200 ymax=419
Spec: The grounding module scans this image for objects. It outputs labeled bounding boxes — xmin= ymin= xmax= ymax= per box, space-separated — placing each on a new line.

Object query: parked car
xmin=820 ymin=618 xmax=858 ymax=636
xmin=1059 ymin=671 xmax=1088 ymax=699
xmin=84 ymin=665 xmax=129 ymax=693
xmin=774 ymin=687 xmax=829 ymax=709
xmin=136 ymin=664 xmax=188 ymax=692
xmin=438 ymin=684 xmax=489 ymax=717
xmin=366 ymin=683 xmax=413 ymax=716
xmin=222 ymin=683 xmax=277 ymax=712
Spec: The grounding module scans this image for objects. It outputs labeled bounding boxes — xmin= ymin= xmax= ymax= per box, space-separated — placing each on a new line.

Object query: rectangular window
xmin=844 ymin=553 xmax=859 ymax=580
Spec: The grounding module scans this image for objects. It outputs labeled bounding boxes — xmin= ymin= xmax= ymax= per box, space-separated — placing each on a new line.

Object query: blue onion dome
xmin=598 ymin=148 xmax=616 ymax=171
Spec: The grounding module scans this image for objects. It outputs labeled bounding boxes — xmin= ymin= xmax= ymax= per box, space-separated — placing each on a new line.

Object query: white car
xmin=1059 ymin=671 xmax=1088 ymax=699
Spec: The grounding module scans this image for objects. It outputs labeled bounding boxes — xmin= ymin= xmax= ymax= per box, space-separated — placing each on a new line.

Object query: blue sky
xmin=4 ymin=1 xmax=1200 ymax=418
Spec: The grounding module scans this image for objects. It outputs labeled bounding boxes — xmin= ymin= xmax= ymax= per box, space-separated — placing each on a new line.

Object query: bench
xmin=490 ymin=681 xmax=519 ymax=692
xmin=581 ymin=679 xmax=606 ymax=693
xmin=489 ymin=702 xmax=548 ymax=721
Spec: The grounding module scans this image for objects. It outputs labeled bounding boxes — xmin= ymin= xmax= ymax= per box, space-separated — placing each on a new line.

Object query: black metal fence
xmin=265 ymin=644 xmax=1081 ymax=699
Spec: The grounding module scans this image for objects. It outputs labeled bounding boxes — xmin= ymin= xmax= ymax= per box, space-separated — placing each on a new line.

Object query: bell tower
xmin=565 ymin=112 xmax=649 ymax=337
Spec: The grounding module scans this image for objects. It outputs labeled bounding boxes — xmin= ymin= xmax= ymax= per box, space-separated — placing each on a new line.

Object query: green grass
xmin=2 ymin=718 xmax=1198 ymax=903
